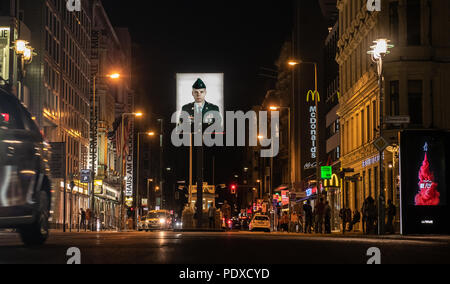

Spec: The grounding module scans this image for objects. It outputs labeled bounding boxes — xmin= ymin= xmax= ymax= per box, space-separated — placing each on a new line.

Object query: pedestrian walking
xmin=348 ymin=209 xmax=361 ymax=232
xmin=386 ymin=200 xmax=397 ymax=234
xmin=324 ymin=201 xmax=332 ymax=234
xmin=79 ymin=208 xmax=86 ymax=232
xmin=362 ymin=198 xmax=369 ymax=234
xmin=366 ymin=197 xmax=377 ymax=234
xmin=303 ymin=201 xmax=313 ymax=234
xmin=315 ymin=198 xmax=325 ymax=234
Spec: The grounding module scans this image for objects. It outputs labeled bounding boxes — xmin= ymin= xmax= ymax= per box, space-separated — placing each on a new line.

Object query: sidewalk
xmin=268 ymin=230 xmax=450 ymax=242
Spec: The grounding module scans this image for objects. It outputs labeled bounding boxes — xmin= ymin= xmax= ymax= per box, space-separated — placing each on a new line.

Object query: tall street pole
xmin=313 ymin=63 xmax=321 ymax=204
xmin=377 ymin=56 xmax=386 ymax=236
xmin=120 ymin=114 xmax=125 ymax=232
xmin=90 ymin=75 xmax=97 ymax=231
xmin=136 ymin=133 xmax=141 ymax=229
xmin=368 ymin=38 xmax=393 ymax=235
xmin=158 ymin=119 xmax=164 ymax=209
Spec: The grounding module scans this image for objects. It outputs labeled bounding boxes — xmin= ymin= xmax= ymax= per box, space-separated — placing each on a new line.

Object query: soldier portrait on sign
xmin=176 ymin=74 xmax=224 ymax=130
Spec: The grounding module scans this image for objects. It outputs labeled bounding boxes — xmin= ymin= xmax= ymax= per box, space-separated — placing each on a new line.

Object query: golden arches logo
xmin=324 ymin=174 xmax=340 ymax=188
xmin=306 ymin=90 xmax=320 ymax=103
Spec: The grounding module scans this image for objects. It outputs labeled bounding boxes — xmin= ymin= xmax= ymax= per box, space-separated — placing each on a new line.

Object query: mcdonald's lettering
xmin=307 ymin=90 xmax=320 ymax=103
xmin=309 ymin=106 xmax=317 ymax=159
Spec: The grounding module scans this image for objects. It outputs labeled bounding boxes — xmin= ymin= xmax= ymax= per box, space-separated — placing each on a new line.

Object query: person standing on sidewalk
xmin=386 ymin=200 xmax=397 ymax=234
xmin=315 ymin=198 xmax=325 ymax=234
xmin=303 ymin=201 xmax=313 ymax=234
xmin=324 ymin=201 xmax=331 ymax=234
xmin=208 ymin=204 xmax=216 ymax=229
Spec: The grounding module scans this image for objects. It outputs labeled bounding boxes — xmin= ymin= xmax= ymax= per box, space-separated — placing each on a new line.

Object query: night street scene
xmin=1 ymin=0 xmax=450 ymax=272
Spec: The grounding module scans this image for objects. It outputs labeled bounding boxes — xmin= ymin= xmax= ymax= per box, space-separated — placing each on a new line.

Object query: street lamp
xmin=259 ymin=134 xmax=275 ymax=231
xmin=288 ymin=59 xmax=320 ymax=202
xmin=368 ymin=38 xmax=394 ymax=235
xmin=269 ymin=106 xmax=291 ymax=191
xmin=89 ymin=73 xmax=121 ymax=231
xmin=136 ymin=131 xmax=156 ymax=228
xmin=119 ymin=112 xmax=143 ymax=231
xmin=157 ymin=119 xmax=164 ymax=209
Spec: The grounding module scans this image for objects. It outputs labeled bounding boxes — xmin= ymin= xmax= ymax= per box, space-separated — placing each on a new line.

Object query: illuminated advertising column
xmin=400 ymin=130 xmax=450 ymax=235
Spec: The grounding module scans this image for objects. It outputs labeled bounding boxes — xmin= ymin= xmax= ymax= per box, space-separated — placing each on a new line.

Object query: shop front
xmin=323 ymin=173 xmax=341 ymax=232
xmin=94 ymin=181 xmax=120 ymax=231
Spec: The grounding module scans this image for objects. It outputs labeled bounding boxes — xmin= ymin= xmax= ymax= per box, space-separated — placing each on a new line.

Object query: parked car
xmin=230 ymin=216 xmax=241 ymax=230
xmin=249 ymin=214 xmax=271 ymax=232
xmin=0 ymin=88 xmax=52 ymax=246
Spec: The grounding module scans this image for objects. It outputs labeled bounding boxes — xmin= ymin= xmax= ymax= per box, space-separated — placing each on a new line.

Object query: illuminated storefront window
xmin=0 ymin=27 xmax=10 ymax=81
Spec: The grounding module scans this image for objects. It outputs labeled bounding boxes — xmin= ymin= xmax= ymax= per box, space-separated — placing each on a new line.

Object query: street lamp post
xmin=368 ymin=39 xmax=394 ymax=236
xmin=136 ymin=131 xmax=155 ymax=228
xmin=259 ymin=135 xmax=275 ymax=230
xmin=157 ymin=119 xmax=164 ymax=209
xmin=270 ymin=106 xmax=291 ymax=191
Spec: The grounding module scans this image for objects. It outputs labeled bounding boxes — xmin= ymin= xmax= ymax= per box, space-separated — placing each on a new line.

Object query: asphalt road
xmin=0 ymin=230 xmax=449 ymax=264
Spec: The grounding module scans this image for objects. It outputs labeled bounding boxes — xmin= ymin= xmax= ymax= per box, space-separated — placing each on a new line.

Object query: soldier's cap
xmin=192 ymin=78 xmax=206 ymax=89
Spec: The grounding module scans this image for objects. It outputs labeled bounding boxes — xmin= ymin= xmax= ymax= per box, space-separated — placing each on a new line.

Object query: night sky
xmin=102 ymin=0 xmax=294 ymax=184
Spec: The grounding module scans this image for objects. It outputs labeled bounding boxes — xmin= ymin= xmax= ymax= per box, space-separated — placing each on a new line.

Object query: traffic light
xmin=230 ymin=184 xmax=237 ymax=194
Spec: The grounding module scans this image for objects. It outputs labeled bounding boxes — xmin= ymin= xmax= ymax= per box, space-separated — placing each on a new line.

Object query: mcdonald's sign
xmin=306 ymin=90 xmax=320 ymax=103
xmin=324 ymin=174 xmax=340 ymax=188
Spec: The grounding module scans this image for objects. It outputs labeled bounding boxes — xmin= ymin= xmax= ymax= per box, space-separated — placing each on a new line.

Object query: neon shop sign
xmin=309 ymin=106 xmax=317 ymax=160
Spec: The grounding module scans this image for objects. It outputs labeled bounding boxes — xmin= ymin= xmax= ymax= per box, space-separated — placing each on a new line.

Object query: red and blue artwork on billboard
xmin=400 ymin=130 xmax=450 ymax=235
xmin=415 ymin=143 xmax=440 ymax=206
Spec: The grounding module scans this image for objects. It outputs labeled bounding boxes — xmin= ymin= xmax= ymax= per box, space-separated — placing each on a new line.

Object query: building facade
xmin=0 ymin=0 xmax=32 ymax=108
xmin=336 ymin=0 xmax=450 ymax=231
xmin=22 ymin=0 xmax=92 ymax=229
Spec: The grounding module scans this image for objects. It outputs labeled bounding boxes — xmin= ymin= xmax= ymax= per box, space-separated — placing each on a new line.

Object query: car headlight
xmin=159 ymin=218 xmax=166 ymax=224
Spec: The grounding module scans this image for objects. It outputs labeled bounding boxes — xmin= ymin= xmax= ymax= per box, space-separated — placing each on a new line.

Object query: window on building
xmin=372 ymin=100 xmax=377 ymax=138
xmin=407 ymin=0 xmax=421 ymax=45
xmin=390 ymin=81 xmax=400 ymax=116
xmin=368 ymin=168 xmax=372 ymax=197
xmin=389 ymin=2 xmax=399 ymax=44
xmin=408 ymin=80 xmax=423 ymax=125
xmin=367 ymin=105 xmax=371 ymax=141
xmin=374 ymin=166 xmax=378 ymax=201
xmin=361 ymin=109 xmax=365 ymax=144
